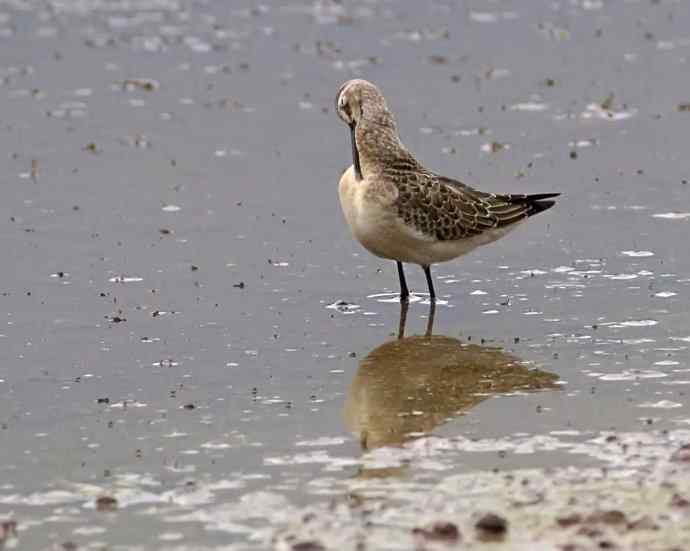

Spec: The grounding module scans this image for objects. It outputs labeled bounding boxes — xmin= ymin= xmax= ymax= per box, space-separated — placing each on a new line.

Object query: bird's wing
xmin=394 ymin=173 xmax=551 ymax=242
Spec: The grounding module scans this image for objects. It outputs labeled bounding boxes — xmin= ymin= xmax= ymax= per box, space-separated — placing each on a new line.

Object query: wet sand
xmin=1 ymin=0 xmax=690 ymax=549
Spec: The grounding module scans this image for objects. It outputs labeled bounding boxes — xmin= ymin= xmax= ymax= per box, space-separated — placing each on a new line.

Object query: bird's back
xmin=391 ymin=169 xmax=559 ymax=243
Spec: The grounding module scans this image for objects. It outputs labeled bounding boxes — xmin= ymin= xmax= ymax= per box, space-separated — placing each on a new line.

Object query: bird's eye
xmin=338 ymin=94 xmax=347 ymax=110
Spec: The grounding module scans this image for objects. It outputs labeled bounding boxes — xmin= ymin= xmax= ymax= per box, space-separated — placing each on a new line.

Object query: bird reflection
xmin=344 ymin=301 xmax=559 ymax=453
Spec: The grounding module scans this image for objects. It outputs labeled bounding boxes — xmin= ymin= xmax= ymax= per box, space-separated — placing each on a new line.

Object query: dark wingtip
xmin=508 ymin=193 xmax=560 ymax=217
xmin=525 ymin=192 xmax=560 ymax=201
xmin=529 ymin=199 xmax=557 ymax=215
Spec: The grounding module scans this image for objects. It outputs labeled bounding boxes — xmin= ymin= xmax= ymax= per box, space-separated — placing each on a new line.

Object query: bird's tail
xmin=508 ymin=193 xmax=560 ymax=216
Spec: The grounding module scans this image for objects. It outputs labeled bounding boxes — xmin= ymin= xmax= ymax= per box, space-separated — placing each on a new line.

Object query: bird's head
xmin=335 ymin=79 xmax=392 ymax=128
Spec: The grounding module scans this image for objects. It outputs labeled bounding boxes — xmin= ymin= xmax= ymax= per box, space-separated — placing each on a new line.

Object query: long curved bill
xmin=350 ymin=123 xmax=362 ymax=181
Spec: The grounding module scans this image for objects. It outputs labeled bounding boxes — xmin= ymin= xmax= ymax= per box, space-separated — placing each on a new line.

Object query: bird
xmin=335 ymin=79 xmax=559 ymax=302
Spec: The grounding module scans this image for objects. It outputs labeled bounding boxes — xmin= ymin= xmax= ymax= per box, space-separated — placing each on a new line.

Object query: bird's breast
xmin=338 ymin=167 xmax=427 ymax=263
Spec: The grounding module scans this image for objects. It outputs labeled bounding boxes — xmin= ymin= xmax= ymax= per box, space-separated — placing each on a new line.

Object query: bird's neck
xmin=354 ymin=119 xmax=420 ymax=178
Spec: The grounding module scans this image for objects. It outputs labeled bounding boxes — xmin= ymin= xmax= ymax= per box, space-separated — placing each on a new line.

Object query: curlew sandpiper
xmin=335 ymin=79 xmax=559 ymax=301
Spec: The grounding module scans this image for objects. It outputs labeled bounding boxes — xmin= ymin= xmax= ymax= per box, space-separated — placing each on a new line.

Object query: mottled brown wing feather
xmin=394 ymin=174 xmax=533 ymax=241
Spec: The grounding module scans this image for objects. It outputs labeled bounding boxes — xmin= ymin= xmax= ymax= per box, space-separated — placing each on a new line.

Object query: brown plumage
xmin=394 ymin=173 xmax=558 ymax=242
xmin=335 ymin=79 xmax=559 ymax=301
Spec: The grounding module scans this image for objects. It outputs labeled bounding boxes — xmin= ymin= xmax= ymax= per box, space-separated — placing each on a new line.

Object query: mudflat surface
xmin=1 ymin=0 xmax=690 ymax=549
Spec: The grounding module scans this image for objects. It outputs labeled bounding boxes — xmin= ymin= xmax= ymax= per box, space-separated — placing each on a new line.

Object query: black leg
xmin=397 ymin=299 xmax=409 ymax=339
xmin=422 ymin=265 xmax=436 ymax=301
xmin=396 ymin=261 xmax=410 ymax=301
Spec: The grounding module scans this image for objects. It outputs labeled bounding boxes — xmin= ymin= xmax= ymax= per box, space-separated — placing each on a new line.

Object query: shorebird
xmin=335 ymin=79 xmax=559 ymax=301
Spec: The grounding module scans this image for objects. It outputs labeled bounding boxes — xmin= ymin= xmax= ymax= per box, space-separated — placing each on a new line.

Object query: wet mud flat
xmin=274 ymin=431 xmax=690 ymax=551
xmin=4 ymin=428 xmax=690 ymax=550
xmin=1 ymin=0 xmax=690 ymax=549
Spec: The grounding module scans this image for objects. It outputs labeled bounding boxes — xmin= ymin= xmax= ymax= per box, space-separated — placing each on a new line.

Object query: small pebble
xmin=587 ymin=510 xmax=627 ymax=525
xmin=95 ymin=495 xmax=118 ymax=512
xmin=670 ymin=493 xmax=690 ymax=508
xmin=475 ymin=513 xmax=508 ymax=540
xmin=291 ymin=542 xmax=325 ymax=551
xmin=412 ymin=521 xmax=461 ymax=543
xmin=556 ymin=513 xmax=582 ymax=528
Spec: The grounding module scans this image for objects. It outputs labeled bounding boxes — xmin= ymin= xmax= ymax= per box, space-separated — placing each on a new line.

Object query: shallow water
xmin=1 ymin=0 xmax=690 ymax=549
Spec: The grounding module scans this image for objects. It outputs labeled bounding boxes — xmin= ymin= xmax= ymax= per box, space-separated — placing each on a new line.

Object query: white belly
xmin=338 ymin=166 xmax=517 ymax=266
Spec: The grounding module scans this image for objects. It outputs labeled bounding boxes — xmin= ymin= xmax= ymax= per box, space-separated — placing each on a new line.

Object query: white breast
xmin=338 ymin=166 xmax=520 ymax=266
xmin=338 ymin=166 xmax=408 ymax=261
